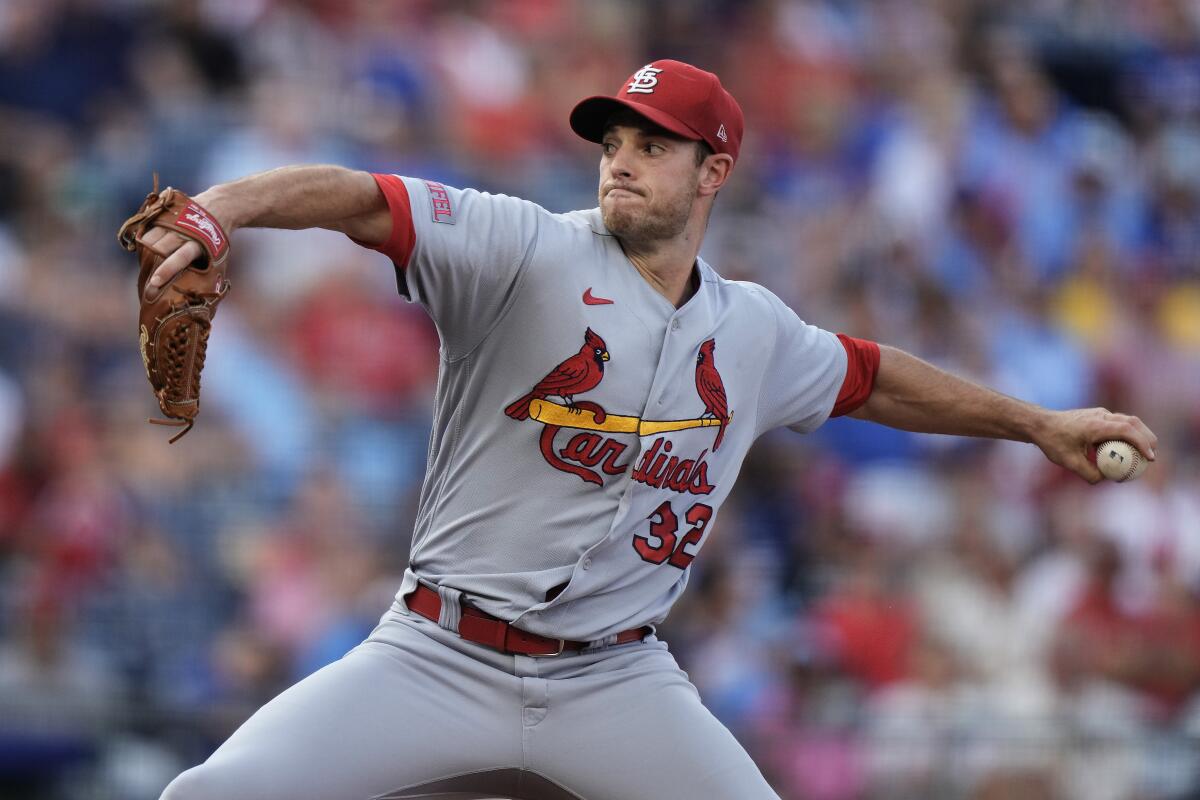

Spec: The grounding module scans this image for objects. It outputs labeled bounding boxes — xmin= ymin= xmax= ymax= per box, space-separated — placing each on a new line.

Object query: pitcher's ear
xmin=698 ymin=153 xmax=734 ymax=197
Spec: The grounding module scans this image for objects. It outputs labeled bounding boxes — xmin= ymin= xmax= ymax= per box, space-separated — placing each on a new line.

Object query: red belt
xmin=405 ymin=584 xmax=649 ymax=657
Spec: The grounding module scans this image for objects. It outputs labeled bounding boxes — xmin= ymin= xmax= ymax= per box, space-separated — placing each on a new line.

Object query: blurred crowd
xmin=1 ymin=0 xmax=1199 ymax=798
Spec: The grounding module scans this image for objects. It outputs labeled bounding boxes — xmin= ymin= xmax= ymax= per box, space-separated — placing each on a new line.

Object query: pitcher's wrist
xmin=1022 ymin=406 xmax=1055 ymax=447
xmin=194 ymin=186 xmax=238 ymax=233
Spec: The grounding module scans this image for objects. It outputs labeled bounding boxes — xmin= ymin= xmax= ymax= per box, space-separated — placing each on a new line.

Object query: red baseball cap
xmin=570 ymin=59 xmax=744 ymax=166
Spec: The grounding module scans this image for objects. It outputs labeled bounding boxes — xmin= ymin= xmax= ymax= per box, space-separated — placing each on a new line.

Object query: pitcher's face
xmin=598 ymin=122 xmax=703 ymax=245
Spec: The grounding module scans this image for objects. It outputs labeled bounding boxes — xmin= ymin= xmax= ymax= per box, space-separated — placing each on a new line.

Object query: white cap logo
xmin=627 ymin=65 xmax=663 ymax=95
xmin=716 ymin=124 xmax=728 ymax=142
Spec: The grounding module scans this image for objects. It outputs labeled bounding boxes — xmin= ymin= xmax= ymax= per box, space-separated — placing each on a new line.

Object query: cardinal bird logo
xmin=505 ymin=328 xmax=611 ymax=420
xmin=695 ymin=338 xmax=730 ymax=451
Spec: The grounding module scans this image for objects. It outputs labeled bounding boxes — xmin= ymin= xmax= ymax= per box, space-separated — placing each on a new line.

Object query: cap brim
xmin=569 ymin=96 xmax=705 ymax=145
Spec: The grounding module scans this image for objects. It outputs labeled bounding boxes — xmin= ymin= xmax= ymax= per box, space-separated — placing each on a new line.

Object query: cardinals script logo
xmin=505 ymin=330 xmax=731 ymax=488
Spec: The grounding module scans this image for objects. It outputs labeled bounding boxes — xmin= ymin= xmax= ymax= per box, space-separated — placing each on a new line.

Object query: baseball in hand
xmin=1095 ymin=440 xmax=1148 ymax=482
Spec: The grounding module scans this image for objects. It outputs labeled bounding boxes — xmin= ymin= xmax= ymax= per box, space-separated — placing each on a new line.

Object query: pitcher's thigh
xmin=161 ymin=636 xmax=521 ymax=800
xmin=533 ymin=652 xmax=780 ymax=800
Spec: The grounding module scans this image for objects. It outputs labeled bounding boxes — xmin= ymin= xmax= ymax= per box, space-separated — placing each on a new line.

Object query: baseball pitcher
xmin=131 ymin=60 xmax=1157 ymax=800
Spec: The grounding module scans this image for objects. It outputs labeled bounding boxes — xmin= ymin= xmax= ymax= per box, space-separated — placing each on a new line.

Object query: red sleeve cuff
xmin=831 ymin=334 xmax=880 ymax=417
xmin=355 ymin=173 xmax=415 ymax=270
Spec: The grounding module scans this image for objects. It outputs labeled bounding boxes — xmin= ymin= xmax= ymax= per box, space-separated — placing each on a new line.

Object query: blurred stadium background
xmin=1 ymin=0 xmax=1200 ymax=798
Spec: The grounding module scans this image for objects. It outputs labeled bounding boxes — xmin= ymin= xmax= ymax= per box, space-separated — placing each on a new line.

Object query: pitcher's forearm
xmin=849 ymin=346 xmax=1050 ymax=442
xmin=849 ymin=344 xmax=1156 ymax=483
xmin=195 ymin=166 xmax=385 ymax=236
xmin=138 ymin=165 xmax=391 ymax=300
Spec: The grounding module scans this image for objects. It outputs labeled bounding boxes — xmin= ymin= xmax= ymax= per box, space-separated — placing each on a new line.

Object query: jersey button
xmin=582 ymin=558 xmax=593 ymax=570
xmin=671 ymin=319 xmax=680 ymax=331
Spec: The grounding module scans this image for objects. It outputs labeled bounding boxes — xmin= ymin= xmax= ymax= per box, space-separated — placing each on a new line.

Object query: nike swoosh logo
xmin=583 ymin=288 xmax=614 ymax=306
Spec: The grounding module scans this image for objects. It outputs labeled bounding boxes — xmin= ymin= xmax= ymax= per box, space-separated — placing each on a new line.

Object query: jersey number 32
xmin=634 ymin=501 xmax=714 ymax=570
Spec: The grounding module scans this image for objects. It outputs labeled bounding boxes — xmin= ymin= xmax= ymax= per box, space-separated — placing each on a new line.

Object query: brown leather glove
xmin=117 ymin=182 xmax=231 ymax=442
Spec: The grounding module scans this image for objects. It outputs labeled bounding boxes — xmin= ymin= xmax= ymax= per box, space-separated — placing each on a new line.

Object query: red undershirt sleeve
xmin=831 ymin=334 xmax=880 ymax=417
xmin=356 ymin=172 xmax=416 ymax=270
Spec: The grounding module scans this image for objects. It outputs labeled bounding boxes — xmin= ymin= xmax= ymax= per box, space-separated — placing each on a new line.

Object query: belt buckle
xmin=527 ymin=637 xmax=566 ymax=658
xmin=504 ymin=621 xmax=567 ymax=657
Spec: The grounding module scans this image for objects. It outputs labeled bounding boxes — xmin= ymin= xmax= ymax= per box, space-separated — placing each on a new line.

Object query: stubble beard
xmin=600 ymin=178 xmax=698 ymax=247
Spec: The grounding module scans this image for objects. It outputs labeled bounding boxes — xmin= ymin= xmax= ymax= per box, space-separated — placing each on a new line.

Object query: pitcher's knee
xmin=160 ymin=758 xmax=286 ymax=800
xmin=159 ymin=764 xmax=226 ymax=800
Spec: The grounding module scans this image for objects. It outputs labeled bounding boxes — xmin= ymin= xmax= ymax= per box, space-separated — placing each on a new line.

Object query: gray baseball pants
xmin=159 ymin=600 xmax=780 ymax=800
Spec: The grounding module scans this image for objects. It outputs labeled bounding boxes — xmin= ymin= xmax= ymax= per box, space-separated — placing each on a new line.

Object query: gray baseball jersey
xmin=367 ymin=174 xmax=850 ymax=643
xmin=158 ymin=176 xmax=877 ymax=800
